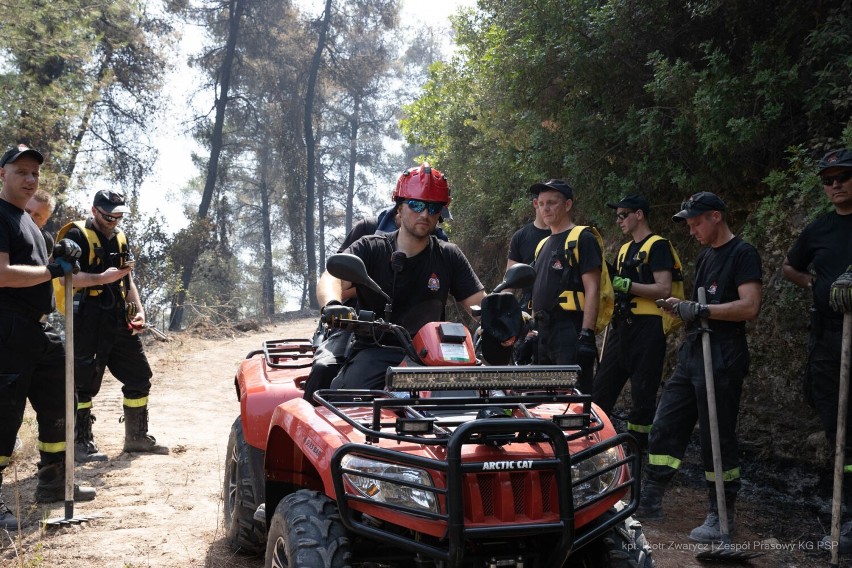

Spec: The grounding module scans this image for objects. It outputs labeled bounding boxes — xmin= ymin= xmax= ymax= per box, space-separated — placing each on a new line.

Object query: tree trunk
xmin=170 ymin=0 xmax=246 ymax=331
xmin=259 ymin=145 xmax=275 ymax=317
xmin=345 ymin=95 xmax=360 ymax=235
xmin=303 ymin=0 xmax=333 ymax=310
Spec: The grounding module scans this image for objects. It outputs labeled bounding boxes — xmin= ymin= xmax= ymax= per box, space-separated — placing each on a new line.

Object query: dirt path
xmin=0 ymin=316 xmax=837 ymax=567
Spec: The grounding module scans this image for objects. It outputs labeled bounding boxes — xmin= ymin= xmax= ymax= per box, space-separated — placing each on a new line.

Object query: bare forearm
xmin=781 ymin=258 xmax=814 ymax=289
xmin=0 ymin=264 xmax=53 ymax=288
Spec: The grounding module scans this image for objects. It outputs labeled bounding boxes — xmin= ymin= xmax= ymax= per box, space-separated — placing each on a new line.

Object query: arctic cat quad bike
xmin=225 ymin=254 xmax=653 ymax=567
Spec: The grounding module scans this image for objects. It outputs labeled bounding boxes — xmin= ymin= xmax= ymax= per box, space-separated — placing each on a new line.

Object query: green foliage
xmin=404 ymin=0 xmax=852 ymax=461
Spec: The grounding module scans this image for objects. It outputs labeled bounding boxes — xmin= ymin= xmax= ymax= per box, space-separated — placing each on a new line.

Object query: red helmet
xmin=392 ymin=163 xmax=451 ymax=205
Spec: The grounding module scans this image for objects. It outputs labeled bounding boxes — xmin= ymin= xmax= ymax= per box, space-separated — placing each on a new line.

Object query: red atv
xmin=224 ymin=254 xmax=653 ymax=567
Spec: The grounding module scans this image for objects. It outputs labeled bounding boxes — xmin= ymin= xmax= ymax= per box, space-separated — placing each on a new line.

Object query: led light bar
xmin=385 ymin=365 xmax=580 ymax=391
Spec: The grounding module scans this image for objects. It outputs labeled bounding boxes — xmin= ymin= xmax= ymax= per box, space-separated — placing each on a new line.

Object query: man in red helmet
xmin=316 ymin=163 xmax=485 ymax=391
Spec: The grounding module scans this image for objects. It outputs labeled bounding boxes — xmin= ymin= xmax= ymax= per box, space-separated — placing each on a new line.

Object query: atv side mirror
xmin=326 ymin=253 xmax=391 ymax=301
xmin=493 ymin=263 xmax=535 ymax=293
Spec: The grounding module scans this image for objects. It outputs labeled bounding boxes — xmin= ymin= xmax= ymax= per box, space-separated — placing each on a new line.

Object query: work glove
xmin=53 ymin=238 xmax=82 ymax=261
xmin=47 ymin=257 xmax=80 ymax=278
xmin=321 ymin=300 xmax=356 ymax=326
xmin=830 ymin=265 xmax=852 ymax=313
xmin=125 ymin=302 xmax=143 ymax=334
xmin=576 ymin=328 xmax=597 ymax=361
xmin=612 ymin=276 xmax=632 ymax=294
xmin=673 ymin=300 xmax=710 ymax=323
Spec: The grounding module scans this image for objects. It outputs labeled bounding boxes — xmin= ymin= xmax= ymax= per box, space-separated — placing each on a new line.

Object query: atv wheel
xmin=567 ymin=507 xmax=653 ymax=568
xmin=224 ymin=416 xmax=266 ymax=554
xmin=264 ymin=489 xmax=352 ymax=568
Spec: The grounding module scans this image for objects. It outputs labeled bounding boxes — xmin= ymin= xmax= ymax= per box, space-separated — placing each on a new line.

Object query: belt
xmin=0 ymin=302 xmax=48 ymax=323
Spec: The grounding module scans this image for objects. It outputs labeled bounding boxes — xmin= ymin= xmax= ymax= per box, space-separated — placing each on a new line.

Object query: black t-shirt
xmin=508 ymin=222 xmax=551 ymax=265
xmin=693 ymin=236 xmax=762 ymax=334
xmin=0 ymin=198 xmax=53 ymax=315
xmin=64 ymin=219 xmax=129 ymax=302
xmin=338 ymin=217 xmax=379 ymax=253
xmin=508 ymin=222 xmax=550 ymax=308
xmin=616 ymin=235 xmax=675 ymax=313
xmin=531 ymin=227 xmax=602 ymax=313
xmin=64 ymin=219 xmax=127 ymax=274
xmin=618 ymin=235 xmax=675 ymax=280
xmin=786 ymin=211 xmax=852 ymax=322
xmin=345 ymin=232 xmax=483 ymax=334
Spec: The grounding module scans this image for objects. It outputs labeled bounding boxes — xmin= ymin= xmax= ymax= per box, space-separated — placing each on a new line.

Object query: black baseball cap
xmin=818 ymin=149 xmax=852 ymax=173
xmin=93 ymin=190 xmax=131 ymax=214
xmin=672 ymin=191 xmax=726 ymax=222
xmin=530 ymin=179 xmax=573 ymax=200
xmin=0 ymin=144 xmax=44 ymax=167
xmin=606 ymin=194 xmax=650 ymax=215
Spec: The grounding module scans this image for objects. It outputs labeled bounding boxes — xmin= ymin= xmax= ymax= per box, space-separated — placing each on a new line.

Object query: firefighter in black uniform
xmin=61 ymin=190 xmax=168 ymax=461
xmin=506 ymin=195 xmax=549 ymax=363
xmin=0 ymin=144 xmax=96 ymax=530
xmin=317 ymin=163 xmax=485 ymax=391
xmin=529 ymin=179 xmax=602 ymax=392
xmin=592 ymin=195 xmax=676 ymax=451
xmin=782 ymin=148 xmax=852 ymax=550
xmin=637 ymin=192 xmax=762 ymax=544
xmin=303 ymin=191 xmax=451 ymax=402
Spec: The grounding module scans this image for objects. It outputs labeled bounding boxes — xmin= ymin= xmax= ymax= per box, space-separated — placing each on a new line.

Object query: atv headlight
xmin=572 ymin=447 xmax=619 ymax=509
xmin=341 ymin=455 xmax=438 ymax=514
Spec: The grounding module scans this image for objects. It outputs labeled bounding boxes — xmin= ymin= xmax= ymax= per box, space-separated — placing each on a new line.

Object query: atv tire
xmin=224 ymin=416 xmax=266 ymax=554
xmin=567 ymin=506 xmax=654 ymax=568
xmin=264 ymin=489 xmax=352 ymax=568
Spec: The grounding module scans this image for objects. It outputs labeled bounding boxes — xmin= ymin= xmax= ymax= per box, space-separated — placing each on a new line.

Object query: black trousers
xmin=303 ymin=329 xmax=352 ymax=402
xmin=646 ymin=332 xmax=749 ymax=490
xmin=536 ymin=311 xmax=594 ymax=392
xmin=592 ymin=316 xmax=666 ymax=440
xmin=0 ymin=311 xmax=67 ymax=466
xmin=807 ymin=325 xmax=852 ymax=460
xmin=74 ymin=300 xmax=153 ymax=404
xmin=329 ymin=343 xmax=405 ymax=391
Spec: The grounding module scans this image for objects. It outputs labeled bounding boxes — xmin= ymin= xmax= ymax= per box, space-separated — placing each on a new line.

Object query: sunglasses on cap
xmin=97 ymin=209 xmax=123 ymax=223
xmin=405 ymin=199 xmax=444 ymax=215
xmin=821 ymin=171 xmax=852 ymax=186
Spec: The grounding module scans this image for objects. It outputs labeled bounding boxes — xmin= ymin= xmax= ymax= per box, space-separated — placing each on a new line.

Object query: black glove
xmin=53 ymin=238 xmax=82 ymax=261
xmin=321 ymin=300 xmax=356 ymax=325
xmin=47 ymin=257 xmax=80 ymax=278
xmin=673 ymin=300 xmax=710 ymax=323
xmin=830 ymin=265 xmax=852 ymax=313
xmin=576 ymin=328 xmax=597 ymax=361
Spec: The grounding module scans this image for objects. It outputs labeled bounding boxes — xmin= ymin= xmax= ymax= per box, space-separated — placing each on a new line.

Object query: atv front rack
xmin=313 ymin=387 xmax=603 ymax=445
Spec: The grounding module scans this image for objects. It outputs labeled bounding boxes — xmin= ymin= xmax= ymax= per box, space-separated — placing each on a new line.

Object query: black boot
xmin=0 ymin=472 xmax=20 ymax=531
xmin=75 ymin=408 xmax=107 ymax=463
xmin=122 ymin=405 xmax=169 ymax=454
xmin=689 ymin=487 xmax=736 ymax=543
xmin=636 ymin=478 xmax=666 ymax=521
xmin=34 ymin=461 xmax=96 ymax=503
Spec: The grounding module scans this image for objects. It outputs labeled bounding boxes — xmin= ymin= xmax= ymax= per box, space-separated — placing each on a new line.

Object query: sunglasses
xmin=821 ymin=171 xmax=852 ymax=186
xmin=615 ymin=211 xmax=635 ymax=221
xmin=97 ymin=209 xmax=123 ymax=223
xmin=405 ymin=199 xmax=444 ymax=215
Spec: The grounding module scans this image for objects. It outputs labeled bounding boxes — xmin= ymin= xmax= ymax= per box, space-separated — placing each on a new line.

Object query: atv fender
xmin=235 ymin=355 xmax=308 ymax=451
xmin=263 ymin=396 xmax=351 ymax=520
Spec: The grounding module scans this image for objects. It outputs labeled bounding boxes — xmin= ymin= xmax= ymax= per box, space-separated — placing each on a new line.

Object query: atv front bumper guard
xmin=331 ymin=419 xmax=639 ymax=568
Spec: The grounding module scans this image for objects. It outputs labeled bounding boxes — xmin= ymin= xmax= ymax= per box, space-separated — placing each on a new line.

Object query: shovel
xmin=694 ymin=287 xmax=761 ymax=562
xmin=829 ymin=312 xmax=852 ymax=568
xmin=45 ymin=273 xmax=97 ymax=527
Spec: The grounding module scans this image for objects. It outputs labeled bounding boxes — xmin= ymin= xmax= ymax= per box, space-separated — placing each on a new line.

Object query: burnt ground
xmin=606 ymin=410 xmax=843 ymax=568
